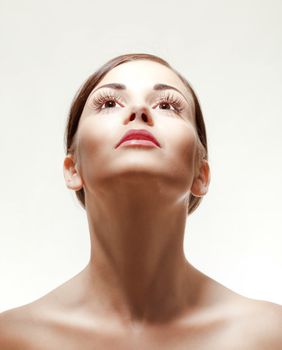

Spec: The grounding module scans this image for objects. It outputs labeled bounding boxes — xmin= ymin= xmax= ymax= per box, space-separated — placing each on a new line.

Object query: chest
xmin=24 ymin=321 xmax=255 ymax=350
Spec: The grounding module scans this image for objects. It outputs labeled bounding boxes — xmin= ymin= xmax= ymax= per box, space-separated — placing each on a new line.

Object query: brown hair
xmin=64 ymin=53 xmax=208 ymax=215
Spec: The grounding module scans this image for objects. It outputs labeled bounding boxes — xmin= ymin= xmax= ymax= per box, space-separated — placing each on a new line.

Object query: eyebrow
xmin=92 ymin=83 xmax=189 ymax=103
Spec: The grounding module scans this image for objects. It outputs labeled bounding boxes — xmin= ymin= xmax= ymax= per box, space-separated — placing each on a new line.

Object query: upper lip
xmin=115 ymin=129 xmax=161 ymax=148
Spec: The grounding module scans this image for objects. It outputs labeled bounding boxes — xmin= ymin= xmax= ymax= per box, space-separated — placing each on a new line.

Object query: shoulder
xmin=0 ymin=272 xmax=88 ymax=349
xmin=227 ymin=298 xmax=282 ymax=349
xmin=0 ymin=295 xmax=62 ymax=350
xmin=0 ymin=305 xmax=34 ymax=349
xmin=206 ymin=278 xmax=282 ymax=349
xmin=249 ymin=300 xmax=282 ymax=349
xmin=0 ymin=284 xmax=84 ymax=350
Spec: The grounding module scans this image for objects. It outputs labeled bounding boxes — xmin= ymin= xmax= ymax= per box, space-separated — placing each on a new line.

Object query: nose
xmin=127 ymin=105 xmax=154 ymax=126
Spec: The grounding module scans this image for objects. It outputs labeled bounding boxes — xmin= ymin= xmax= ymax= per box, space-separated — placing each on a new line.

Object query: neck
xmin=81 ymin=177 xmax=204 ymax=326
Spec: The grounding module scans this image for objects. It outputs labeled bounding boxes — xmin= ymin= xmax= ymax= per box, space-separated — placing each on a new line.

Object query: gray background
xmin=1 ymin=0 xmax=281 ymax=311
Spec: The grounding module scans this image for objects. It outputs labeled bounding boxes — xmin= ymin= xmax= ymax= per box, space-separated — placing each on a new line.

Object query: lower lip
xmin=118 ymin=139 xmax=159 ymax=148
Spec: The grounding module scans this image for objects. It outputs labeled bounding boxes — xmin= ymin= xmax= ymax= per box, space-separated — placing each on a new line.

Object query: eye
xmin=91 ymin=90 xmax=186 ymax=115
xmin=102 ymin=100 xmax=117 ymax=109
xmin=91 ymin=91 xmax=123 ymax=111
xmin=158 ymin=101 xmax=175 ymax=111
xmin=154 ymin=93 xmax=185 ymax=114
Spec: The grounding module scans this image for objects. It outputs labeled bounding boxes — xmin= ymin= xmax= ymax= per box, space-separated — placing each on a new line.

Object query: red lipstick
xmin=115 ymin=129 xmax=161 ymax=148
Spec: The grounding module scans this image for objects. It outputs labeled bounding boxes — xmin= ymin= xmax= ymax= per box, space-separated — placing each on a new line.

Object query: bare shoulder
xmin=0 ymin=284 xmax=70 ymax=350
xmin=0 ymin=295 xmax=68 ymax=350
xmin=0 ymin=305 xmax=36 ymax=350
xmin=247 ymin=299 xmax=282 ymax=349
xmin=203 ymin=274 xmax=282 ymax=349
xmin=0 ymin=273 xmax=89 ymax=350
xmin=226 ymin=297 xmax=282 ymax=349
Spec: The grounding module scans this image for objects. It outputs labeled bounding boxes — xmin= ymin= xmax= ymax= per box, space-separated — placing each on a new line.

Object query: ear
xmin=191 ymin=159 xmax=210 ymax=197
xmin=63 ymin=154 xmax=83 ymax=191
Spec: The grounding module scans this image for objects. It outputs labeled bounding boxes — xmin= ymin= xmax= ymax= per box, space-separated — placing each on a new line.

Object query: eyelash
xmin=91 ymin=91 xmax=123 ymax=111
xmin=91 ymin=91 xmax=185 ymax=114
xmin=156 ymin=92 xmax=185 ymax=114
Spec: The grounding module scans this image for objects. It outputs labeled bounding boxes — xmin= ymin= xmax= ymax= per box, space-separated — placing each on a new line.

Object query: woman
xmin=1 ymin=53 xmax=281 ymax=349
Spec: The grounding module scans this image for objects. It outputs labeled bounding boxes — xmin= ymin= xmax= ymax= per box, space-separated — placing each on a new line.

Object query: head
xmin=63 ymin=53 xmax=210 ymax=215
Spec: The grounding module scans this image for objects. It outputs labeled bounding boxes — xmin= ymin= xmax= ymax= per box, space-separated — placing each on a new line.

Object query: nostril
xmin=130 ymin=113 xmax=135 ymax=121
xmin=129 ymin=110 xmax=151 ymax=123
xmin=142 ymin=113 xmax=148 ymax=121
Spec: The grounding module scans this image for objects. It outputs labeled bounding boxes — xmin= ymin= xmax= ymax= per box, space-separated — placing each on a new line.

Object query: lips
xmin=115 ymin=129 xmax=161 ymax=148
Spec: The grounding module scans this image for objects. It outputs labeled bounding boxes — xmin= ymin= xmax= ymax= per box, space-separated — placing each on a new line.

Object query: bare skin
xmin=1 ymin=268 xmax=282 ymax=349
xmin=1 ymin=60 xmax=282 ymax=349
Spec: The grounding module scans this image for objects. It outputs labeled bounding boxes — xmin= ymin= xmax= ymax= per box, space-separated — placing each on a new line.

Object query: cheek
xmin=160 ymin=122 xmax=198 ymax=184
xmin=75 ymin=121 xmax=106 ymax=171
xmin=169 ymin=123 xmax=198 ymax=163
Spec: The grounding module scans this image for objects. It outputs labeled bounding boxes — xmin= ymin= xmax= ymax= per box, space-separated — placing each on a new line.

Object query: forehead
xmin=95 ymin=60 xmax=193 ymax=103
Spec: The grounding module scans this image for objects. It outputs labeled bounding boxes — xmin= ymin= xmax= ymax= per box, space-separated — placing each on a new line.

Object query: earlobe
xmin=63 ymin=154 xmax=83 ymax=191
xmin=191 ymin=159 xmax=210 ymax=197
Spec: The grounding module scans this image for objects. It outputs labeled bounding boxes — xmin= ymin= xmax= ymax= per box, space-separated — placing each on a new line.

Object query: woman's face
xmin=68 ymin=60 xmax=202 ymax=198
